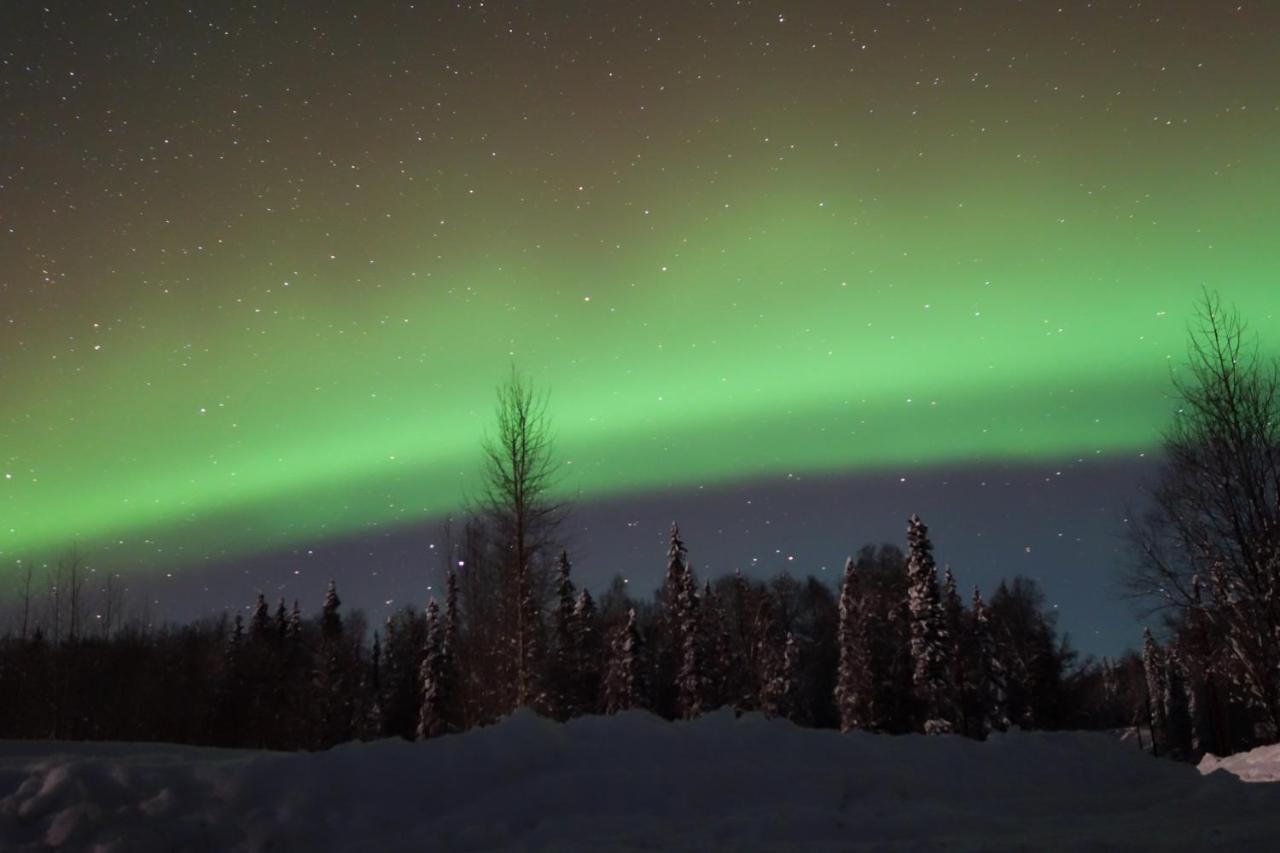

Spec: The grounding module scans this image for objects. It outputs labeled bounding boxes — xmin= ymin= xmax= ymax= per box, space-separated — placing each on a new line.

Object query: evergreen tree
xmin=274 ymin=599 xmax=289 ymax=641
xmin=906 ymin=514 xmax=951 ymax=733
xmin=417 ymin=600 xmax=449 ymax=740
xmin=1143 ymin=627 xmax=1169 ymax=754
xmin=441 ymin=570 xmax=462 ymax=731
xmin=321 ymin=580 xmax=343 ymax=642
xmin=699 ymin=581 xmax=732 ymax=711
xmin=316 ymin=581 xmax=352 ymax=747
xmin=664 ymin=522 xmax=689 ymax=608
xmin=572 ymin=587 xmax=601 ymax=715
xmin=249 ymin=594 xmax=271 ymax=643
xmin=1164 ymin=644 xmax=1194 ymax=759
xmin=213 ymin=614 xmax=246 ymax=745
xmin=358 ymin=631 xmax=384 ymax=741
xmin=835 ymin=557 xmax=874 ymax=731
xmin=728 ymin=569 xmax=758 ymax=712
xmin=443 ymin=568 xmax=459 ymax=663
xmin=941 ymin=566 xmax=967 ymax=730
xmin=287 ymin=600 xmax=303 ymax=645
xmin=675 ymin=564 xmax=704 ymax=719
xmin=970 ymin=586 xmax=1009 ymax=735
xmin=762 ymin=630 xmax=799 ymax=720
xmin=549 ymin=551 xmax=579 ymax=718
xmin=604 ymin=608 xmax=642 ymax=713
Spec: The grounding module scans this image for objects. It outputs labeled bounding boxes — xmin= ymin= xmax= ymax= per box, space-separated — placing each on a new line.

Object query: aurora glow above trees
xmin=1 ymin=1 xmax=1278 ymax=647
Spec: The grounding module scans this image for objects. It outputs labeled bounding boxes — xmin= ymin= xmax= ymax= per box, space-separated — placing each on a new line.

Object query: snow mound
xmin=2 ymin=710 xmax=1278 ymax=852
xmin=1200 ymin=742 xmax=1280 ymax=784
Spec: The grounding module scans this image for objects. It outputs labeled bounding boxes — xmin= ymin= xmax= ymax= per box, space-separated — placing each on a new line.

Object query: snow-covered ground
xmin=1200 ymin=742 xmax=1280 ymax=784
xmin=2 ymin=710 xmax=1278 ymax=852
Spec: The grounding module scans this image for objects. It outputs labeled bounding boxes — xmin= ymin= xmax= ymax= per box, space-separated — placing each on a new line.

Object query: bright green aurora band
xmin=1 ymin=4 xmax=1278 ymax=572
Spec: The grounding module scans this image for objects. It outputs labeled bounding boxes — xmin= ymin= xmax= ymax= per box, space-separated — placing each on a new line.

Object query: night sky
xmin=3 ymin=2 xmax=1278 ymax=656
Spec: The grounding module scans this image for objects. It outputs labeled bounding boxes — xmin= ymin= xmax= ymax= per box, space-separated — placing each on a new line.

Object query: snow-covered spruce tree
xmin=728 ymin=569 xmax=759 ymax=712
xmin=357 ymin=631 xmax=384 ymax=741
xmin=970 ymin=585 xmax=1010 ymax=735
xmin=572 ymin=587 xmax=602 ymax=715
xmin=762 ymin=630 xmax=800 ymax=720
xmin=1164 ymin=644 xmax=1194 ymax=759
xmin=379 ymin=610 xmax=427 ymax=740
xmin=604 ymin=607 xmax=643 ymax=713
xmin=941 ymin=566 xmax=968 ymax=732
xmin=699 ymin=581 xmax=733 ymax=711
xmin=676 ymin=562 xmax=704 ymax=719
xmin=440 ymin=568 xmax=462 ymax=730
xmin=315 ymin=579 xmax=353 ymax=747
xmin=548 ymin=550 xmax=579 ymax=719
xmin=1143 ymin=627 xmax=1169 ymax=754
xmin=417 ymin=599 xmax=450 ymax=740
xmin=835 ymin=557 xmax=874 ymax=731
xmin=906 ymin=514 xmax=952 ymax=734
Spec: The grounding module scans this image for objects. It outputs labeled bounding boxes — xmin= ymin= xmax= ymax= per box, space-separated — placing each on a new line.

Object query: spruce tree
xmin=765 ymin=630 xmax=799 ymax=720
xmin=322 ymin=580 xmax=343 ymax=641
xmin=604 ymin=608 xmax=642 ymax=713
xmin=316 ymin=580 xmax=352 ymax=747
xmin=287 ymin=600 xmax=303 ymax=645
xmin=906 ymin=514 xmax=951 ymax=733
xmin=700 ymin=581 xmax=732 ymax=710
xmin=249 ymin=594 xmax=271 ymax=642
xmin=970 ymin=586 xmax=1009 ymax=735
xmin=549 ymin=551 xmax=579 ymax=718
xmin=572 ymin=587 xmax=601 ymax=715
xmin=835 ymin=557 xmax=874 ymax=731
xmin=675 ymin=565 xmax=704 ymax=719
xmin=1164 ymin=644 xmax=1194 ymax=759
xmin=443 ymin=568 xmax=459 ymax=662
xmin=417 ymin=600 xmax=449 ymax=740
xmin=274 ymin=599 xmax=289 ymax=641
xmin=358 ymin=632 xmax=384 ymax=741
xmin=941 ymin=566 xmax=966 ymax=730
xmin=441 ymin=570 xmax=461 ymax=730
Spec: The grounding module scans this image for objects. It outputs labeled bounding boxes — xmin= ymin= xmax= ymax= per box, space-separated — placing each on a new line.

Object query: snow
xmin=1 ymin=710 xmax=1278 ymax=852
xmin=1200 ymin=742 xmax=1280 ymax=784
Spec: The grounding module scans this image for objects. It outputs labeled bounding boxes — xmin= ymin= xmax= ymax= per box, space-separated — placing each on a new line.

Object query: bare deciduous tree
xmin=468 ymin=369 xmax=564 ymax=714
xmin=1127 ymin=291 xmax=1280 ymax=733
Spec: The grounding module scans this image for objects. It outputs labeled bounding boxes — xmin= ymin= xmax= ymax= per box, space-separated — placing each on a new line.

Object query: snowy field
xmin=2 ymin=710 xmax=1279 ymax=852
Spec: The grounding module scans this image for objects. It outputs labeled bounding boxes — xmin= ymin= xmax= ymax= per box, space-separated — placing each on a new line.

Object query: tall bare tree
xmin=474 ymin=368 xmax=564 ymax=713
xmin=1127 ymin=291 xmax=1280 ymax=733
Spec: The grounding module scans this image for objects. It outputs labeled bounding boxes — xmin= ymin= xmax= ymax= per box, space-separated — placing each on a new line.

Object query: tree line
xmin=0 ymin=514 xmax=1146 ymax=750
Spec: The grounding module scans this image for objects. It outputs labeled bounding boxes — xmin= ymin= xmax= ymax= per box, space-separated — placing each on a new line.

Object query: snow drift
xmin=1199 ymin=742 xmax=1280 ymax=784
xmin=2 ymin=709 xmax=1278 ymax=852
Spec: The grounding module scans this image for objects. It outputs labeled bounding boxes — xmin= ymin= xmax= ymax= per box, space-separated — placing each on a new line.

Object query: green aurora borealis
xmin=2 ymin=2 xmax=1279 ymax=574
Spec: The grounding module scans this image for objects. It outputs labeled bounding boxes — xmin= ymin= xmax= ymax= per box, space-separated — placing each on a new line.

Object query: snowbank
xmin=1200 ymin=742 xmax=1280 ymax=784
xmin=2 ymin=710 xmax=1278 ymax=852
